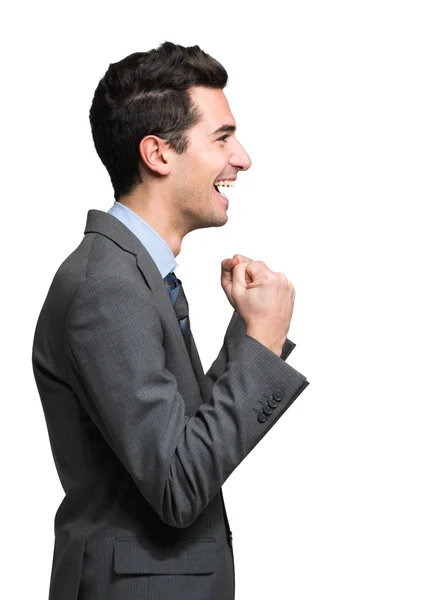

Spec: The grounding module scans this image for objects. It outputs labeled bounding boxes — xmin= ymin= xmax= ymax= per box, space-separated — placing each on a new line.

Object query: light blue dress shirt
xmin=108 ymin=201 xmax=178 ymax=278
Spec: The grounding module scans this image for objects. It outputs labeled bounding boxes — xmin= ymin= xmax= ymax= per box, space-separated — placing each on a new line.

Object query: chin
xmin=211 ymin=216 xmax=228 ymax=228
xmin=195 ymin=212 xmax=228 ymax=231
xmin=213 ymin=208 xmax=229 ymax=226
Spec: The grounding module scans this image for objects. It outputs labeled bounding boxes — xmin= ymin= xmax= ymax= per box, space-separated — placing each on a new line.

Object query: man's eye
xmin=217 ymin=135 xmax=229 ymax=143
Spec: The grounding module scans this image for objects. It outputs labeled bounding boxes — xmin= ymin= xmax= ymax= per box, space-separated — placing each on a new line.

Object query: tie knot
xmin=163 ymin=271 xmax=192 ymax=360
xmin=164 ymin=271 xmax=178 ymax=288
xmin=164 ymin=271 xmax=189 ymax=320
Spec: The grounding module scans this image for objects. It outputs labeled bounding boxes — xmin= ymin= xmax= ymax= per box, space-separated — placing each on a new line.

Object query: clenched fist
xmin=221 ymin=254 xmax=295 ymax=356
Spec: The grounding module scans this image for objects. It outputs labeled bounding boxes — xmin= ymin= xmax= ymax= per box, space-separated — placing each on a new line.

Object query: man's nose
xmin=230 ymin=140 xmax=252 ymax=172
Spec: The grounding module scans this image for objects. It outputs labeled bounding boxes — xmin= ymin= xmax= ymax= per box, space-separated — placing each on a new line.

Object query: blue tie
xmin=163 ymin=271 xmax=192 ymax=356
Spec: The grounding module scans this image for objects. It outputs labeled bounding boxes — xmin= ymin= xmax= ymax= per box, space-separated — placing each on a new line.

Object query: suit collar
xmin=84 ymin=209 xmax=165 ymax=293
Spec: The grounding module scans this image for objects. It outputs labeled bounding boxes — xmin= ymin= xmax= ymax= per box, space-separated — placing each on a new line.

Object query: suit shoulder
xmin=59 ymin=232 xmax=141 ymax=294
xmin=36 ymin=233 xmax=144 ymax=331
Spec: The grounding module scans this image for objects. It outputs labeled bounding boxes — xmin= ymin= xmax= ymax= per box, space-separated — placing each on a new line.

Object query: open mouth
xmin=213 ymin=180 xmax=235 ymax=199
xmin=213 ymin=184 xmax=229 ymax=208
xmin=213 ymin=183 xmax=226 ymax=196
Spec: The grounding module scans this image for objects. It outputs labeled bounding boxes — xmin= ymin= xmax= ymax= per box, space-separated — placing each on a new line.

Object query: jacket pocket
xmin=113 ymin=537 xmax=216 ymax=575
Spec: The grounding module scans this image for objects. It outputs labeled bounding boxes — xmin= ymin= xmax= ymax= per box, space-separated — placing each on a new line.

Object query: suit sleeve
xmin=205 ymin=309 xmax=296 ymax=389
xmin=65 ymin=274 xmax=310 ymax=529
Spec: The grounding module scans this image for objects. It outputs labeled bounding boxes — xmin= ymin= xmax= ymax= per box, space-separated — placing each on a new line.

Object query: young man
xmin=32 ymin=42 xmax=310 ymax=600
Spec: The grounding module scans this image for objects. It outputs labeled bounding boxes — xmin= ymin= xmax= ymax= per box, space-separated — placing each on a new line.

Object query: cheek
xmin=178 ymin=147 xmax=228 ymax=193
xmin=199 ymin=146 xmax=228 ymax=169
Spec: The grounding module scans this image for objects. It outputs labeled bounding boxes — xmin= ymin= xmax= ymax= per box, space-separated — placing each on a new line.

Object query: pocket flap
xmin=113 ymin=537 xmax=216 ymax=575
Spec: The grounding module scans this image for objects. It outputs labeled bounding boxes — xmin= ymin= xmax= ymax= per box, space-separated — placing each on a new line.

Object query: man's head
xmin=89 ymin=42 xmax=251 ymax=237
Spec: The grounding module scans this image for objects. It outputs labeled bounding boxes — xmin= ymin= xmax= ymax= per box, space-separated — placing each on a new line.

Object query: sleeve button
xmin=273 ymin=389 xmax=283 ymax=401
xmin=263 ymin=404 xmax=273 ymax=415
xmin=268 ymin=397 xmax=278 ymax=408
xmin=257 ymin=412 xmax=267 ymax=423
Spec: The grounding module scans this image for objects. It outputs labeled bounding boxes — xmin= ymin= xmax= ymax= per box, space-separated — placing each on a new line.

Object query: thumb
xmin=221 ymin=256 xmax=239 ymax=281
xmin=231 ymin=260 xmax=252 ymax=288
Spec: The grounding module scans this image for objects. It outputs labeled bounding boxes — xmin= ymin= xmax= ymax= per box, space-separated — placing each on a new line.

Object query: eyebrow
xmin=209 ymin=124 xmax=236 ymax=137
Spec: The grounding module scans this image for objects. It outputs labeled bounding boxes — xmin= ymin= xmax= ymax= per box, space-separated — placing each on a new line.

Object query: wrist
xmin=246 ymin=331 xmax=283 ymax=357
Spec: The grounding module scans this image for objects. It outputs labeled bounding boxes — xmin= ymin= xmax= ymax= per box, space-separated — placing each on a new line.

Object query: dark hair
xmin=89 ymin=42 xmax=228 ymax=200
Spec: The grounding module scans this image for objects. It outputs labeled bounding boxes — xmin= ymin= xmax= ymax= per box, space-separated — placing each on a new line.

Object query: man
xmin=32 ymin=42 xmax=310 ymax=600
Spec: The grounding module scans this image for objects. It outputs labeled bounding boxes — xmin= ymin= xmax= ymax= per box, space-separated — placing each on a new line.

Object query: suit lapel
xmin=135 ymin=251 xmax=189 ymax=355
xmin=84 ymin=209 xmax=206 ymax=399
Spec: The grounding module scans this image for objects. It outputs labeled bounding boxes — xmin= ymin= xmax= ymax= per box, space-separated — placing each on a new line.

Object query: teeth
xmin=215 ymin=180 xmax=235 ymax=187
xmin=216 ymin=187 xmax=228 ymax=198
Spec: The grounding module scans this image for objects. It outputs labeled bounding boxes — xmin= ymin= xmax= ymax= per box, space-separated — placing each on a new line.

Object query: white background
xmin=2 ymin=1 xmax=438 ymax=598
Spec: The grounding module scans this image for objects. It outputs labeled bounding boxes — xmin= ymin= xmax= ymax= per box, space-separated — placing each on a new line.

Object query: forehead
xmin=188 ymin=86 xmax=236 ymax=132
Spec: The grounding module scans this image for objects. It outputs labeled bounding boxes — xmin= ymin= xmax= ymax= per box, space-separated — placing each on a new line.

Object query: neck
xmin=118 ymin=189 xmax=184 ymax=258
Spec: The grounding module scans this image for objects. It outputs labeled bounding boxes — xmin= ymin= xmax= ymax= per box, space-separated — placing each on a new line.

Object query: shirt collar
xmin=107 ymin=201 xmax=178 ymax=278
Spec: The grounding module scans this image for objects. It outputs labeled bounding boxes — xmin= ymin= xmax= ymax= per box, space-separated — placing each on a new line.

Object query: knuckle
xmin=262 ymin=272 xmax=272 ymax=283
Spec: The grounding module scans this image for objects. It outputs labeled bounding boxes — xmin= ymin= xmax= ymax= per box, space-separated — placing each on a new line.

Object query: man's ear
xmin=139 ymin=135 xmax=171 ymax=176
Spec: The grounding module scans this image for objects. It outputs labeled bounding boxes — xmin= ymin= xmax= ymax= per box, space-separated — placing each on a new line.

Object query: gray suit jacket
xmin=32 ymin=209 xmax=309 ymax=600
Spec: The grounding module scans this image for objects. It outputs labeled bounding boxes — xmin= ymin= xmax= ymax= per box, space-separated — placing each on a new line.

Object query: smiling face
xmin=169 ymin=86 xmax=252 ymax=231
